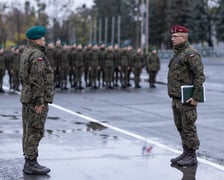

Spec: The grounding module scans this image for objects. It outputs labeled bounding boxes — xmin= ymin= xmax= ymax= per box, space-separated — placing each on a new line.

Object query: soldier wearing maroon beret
xmin=167 ymin=25 xmax=205 ymax=166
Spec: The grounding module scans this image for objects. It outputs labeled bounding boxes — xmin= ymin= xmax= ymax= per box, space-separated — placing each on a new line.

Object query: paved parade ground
xmin=1 ymin=58 xmax=224 ymax=180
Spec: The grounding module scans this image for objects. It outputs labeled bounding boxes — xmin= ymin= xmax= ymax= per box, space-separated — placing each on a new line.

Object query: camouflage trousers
xmin=172 ymin=99 xmax=200 ymax=150
xmin=22 ymin=103 xmax=48 ymax=160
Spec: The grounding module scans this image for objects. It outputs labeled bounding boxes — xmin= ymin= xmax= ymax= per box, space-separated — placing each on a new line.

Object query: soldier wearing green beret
xmin=168 ymin=25 xmax=205 ymax=166
xmin=20 ymin=25 xmax=54 ymax=175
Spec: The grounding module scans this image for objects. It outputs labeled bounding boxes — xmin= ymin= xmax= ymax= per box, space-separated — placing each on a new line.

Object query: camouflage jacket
xmin=89 ymin=49 xmax=100 ymax=68
xmin=132 ymin=53 xmax=143 ymax=68
xmin=104 ymin=50 xmax=115 ymax=67
xmin=20 ymin=41 xmax=54 ymax=105
xmin=145 ymin=53 xmax=160 ymax=72
xmin=167 ymin=41 xmax=205 ymax=101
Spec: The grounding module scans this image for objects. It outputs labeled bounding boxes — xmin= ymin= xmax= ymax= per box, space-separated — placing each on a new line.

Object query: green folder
xmin=181 ymin=85 xmax=205 ymax=103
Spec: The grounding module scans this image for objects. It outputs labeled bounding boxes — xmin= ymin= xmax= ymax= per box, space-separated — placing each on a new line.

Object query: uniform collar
xmin=174 ymin=41 xmax=189 ymax=53
xmin=27 ymin=40 xmax=45 ymax=52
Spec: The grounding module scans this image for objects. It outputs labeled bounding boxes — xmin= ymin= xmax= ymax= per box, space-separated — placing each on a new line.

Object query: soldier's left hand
xmin=186 ymin=98 xmax=198 ymax=106
xmin=35 ymin=104 xmax=45 ymax=114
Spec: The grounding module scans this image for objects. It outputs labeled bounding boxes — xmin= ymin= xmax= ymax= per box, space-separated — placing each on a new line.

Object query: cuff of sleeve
xmin=36 ymin=97 xmax=44 ymax=105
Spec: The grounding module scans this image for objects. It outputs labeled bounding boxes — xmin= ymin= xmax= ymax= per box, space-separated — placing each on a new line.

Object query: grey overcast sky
xmin=1 ymin=0 xmax=94 ymax=9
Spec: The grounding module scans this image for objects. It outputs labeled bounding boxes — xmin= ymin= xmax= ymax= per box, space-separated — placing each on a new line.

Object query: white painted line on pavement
xmin=4 ymin=85 xmax=224 ymax=172
xmin=49 ymin=103 xmax=224 ymax=172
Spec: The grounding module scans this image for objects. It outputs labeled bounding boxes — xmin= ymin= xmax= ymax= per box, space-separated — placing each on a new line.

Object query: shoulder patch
xmin=189 ymin=54 xmax=195 ymax=58
xmin=37 ymin=57 xmax=43 ymax=61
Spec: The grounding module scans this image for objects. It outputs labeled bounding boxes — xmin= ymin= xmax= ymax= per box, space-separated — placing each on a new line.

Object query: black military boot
xmin=170 ymin=145 xmax=187 ymax=163
xmin=177 ymin=152 xmax=198 ymax=166
xmin=23 ymin=158 xmax=51 ymax=175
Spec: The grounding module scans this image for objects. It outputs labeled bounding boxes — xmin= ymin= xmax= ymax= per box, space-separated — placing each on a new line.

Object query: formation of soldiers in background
xmin=0 ymin=39 xmax=161 ymax=93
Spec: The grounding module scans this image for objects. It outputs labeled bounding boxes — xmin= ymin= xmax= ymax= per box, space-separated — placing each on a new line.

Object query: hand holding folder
xmin=181 ymin=85 xmax=205 ymax=104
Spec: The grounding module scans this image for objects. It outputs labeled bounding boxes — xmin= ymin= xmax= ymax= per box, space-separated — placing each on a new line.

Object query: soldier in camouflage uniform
xmin=113 ymin=44 xmax=121 ymax=87
xmin=59 ymin=44 xmax=70 ymax=90
xmin=168 ymin=25 xmax=205 ymax=166
xmin=11 ymin=47 xmax=21 ymax=91
xmin=132 ymin=48 xmax=143 ymax=88
xmin=145 ymin=48 xmax=160 ymax=88
xmin=104 ymin=44 xmax=115 ymax=89
xmin=20 ymin=26 xmax=54 ymax=175
xmin=89 ymin=44 xmax=100 ymax=89
xmin=54 ymin=39 xmax=62 ymax=88
xmin=0 ymin=48 xmax=5 ymax=93
xmin=119 ymin=45 xmax=130 ymax=88
xmin=68 ymin=42 xmax=77 ymax=88
xmin=84 ymin=43 xmax=92 ymax=87
xmin=72 ymin=44 xmax=85 ymax=89
xmin=98 ymin=43 xmax=106 ymax=87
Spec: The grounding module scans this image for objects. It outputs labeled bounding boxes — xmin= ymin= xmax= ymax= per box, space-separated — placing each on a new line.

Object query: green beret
xmin=26 ymin=25 xmax=46 ymax=40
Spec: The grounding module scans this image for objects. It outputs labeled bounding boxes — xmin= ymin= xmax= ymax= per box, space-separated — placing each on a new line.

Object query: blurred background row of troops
xmin=0 ymin=40 xmax=161 ymax=93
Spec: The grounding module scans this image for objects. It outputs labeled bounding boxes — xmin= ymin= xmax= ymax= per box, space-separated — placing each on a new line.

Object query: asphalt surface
xmin=1 ymin=57 xmax=224 ymax=180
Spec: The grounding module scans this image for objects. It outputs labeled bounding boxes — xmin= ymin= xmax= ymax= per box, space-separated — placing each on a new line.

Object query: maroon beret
xmin=170 ymin=25 xmax=189 ymax=34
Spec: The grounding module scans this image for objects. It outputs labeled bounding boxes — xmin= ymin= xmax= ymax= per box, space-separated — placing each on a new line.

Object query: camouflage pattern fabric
xmin=20 ymin=41 xmax=54 ymax=160
xmin=167 ymin=41 xmax=205 ymax=151
xmin=172 ymin=99 xmax=199 ymax=150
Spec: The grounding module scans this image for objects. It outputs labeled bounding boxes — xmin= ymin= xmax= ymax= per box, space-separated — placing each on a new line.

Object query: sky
xmin=1 ymin=0 xmax=94 ymax=10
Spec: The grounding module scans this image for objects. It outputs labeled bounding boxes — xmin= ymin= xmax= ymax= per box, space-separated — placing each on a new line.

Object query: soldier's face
xmin=35 ymin=37 xmax=46 ymax=47
xmin=171 ymin=33 xmax=185 ymax=46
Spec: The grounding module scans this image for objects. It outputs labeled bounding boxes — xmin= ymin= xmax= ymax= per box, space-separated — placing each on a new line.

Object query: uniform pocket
xmin=28 ymin=105 xmax=48 ymax=129
xmin=182 ymin=105 xmax=197 ymax=124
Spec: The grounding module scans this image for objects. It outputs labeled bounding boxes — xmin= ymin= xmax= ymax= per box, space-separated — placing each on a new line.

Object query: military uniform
xmin=59 ymin=45 xmax=70 ymax=90
xmin=132 ymin=50 xmax=143 ymax=88
xmin=54 ymin=42 xmax=62 ymax=88
xmin=120 ymin=48 xmax=130 ymax=88
xmin=0 ymin=49 xmax=5 ymax=92
xmin=104 ymin=47 xmax=115 ymax=88
xmin=11 ymin=48 xmax=21 ymax=91
xmin=168 ymin=25 xmax=205 ymax=166
xmin=113 ymin=47 xmax=121 ymax=87
xmin=20 ymin=26 xmax=54 ymax=175
xmin=72 ymin=45 xmax=85 ymax=89
xmin=89 ymin=47 xmax=100 ymax=89
xmin=145 ymin=50 xmax=160 ymax=88
xmin=98 ymin=45 xmax=106 ymax=87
